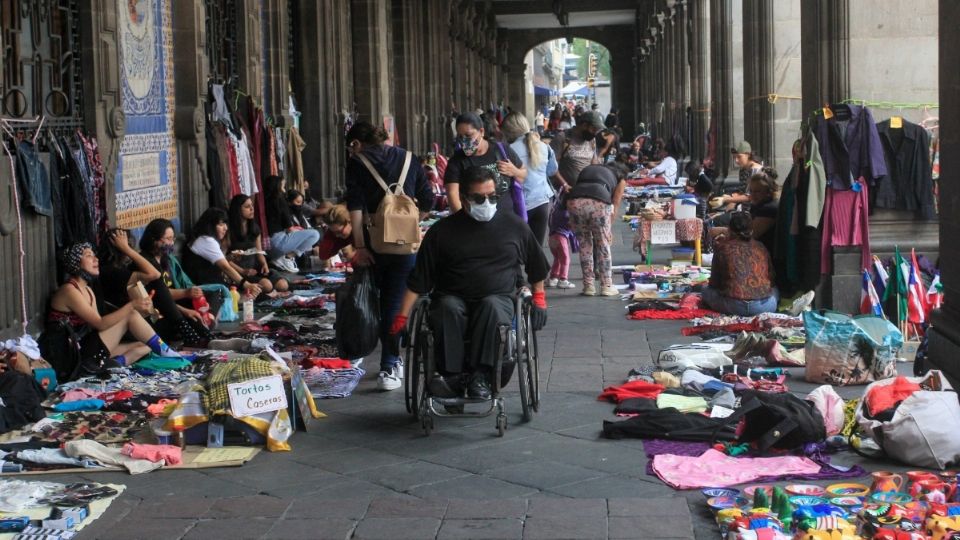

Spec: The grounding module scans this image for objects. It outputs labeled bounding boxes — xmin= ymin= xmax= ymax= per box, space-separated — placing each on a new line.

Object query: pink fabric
xmin=651 ymin=448 xmax=821 ymax=489
xmin=61 ymin=388 xmax=102 ymax=402
xmin=122 ymin=443 xmax=183 ymax=465
xmin=548 ymin=233 xmax=571 ymax=280
xmin=820 ymin=177 xmax=871 ymax=274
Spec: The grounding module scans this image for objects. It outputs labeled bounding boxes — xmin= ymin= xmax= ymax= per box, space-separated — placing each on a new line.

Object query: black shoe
xmin=466 ymin=372 xmax=492 ymax=400
xmin=428 ymin=375 xmax=460 ymax=398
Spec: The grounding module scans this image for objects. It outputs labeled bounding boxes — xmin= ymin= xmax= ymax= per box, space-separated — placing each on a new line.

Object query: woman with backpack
xmin=344 ymin=121 xmax=435 ymax=391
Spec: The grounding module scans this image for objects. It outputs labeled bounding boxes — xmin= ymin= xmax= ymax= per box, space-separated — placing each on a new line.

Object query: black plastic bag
xmin=336 ymin=267 xmax=381 ymax=359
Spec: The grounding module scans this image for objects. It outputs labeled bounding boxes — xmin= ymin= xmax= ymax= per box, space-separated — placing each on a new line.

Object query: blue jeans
xmin=373 ymin=251 xmax=416 ymax=372
xmin=269 ymin=229 xmax=320 ymax=259
xmin=17 ymin=141 xmax=52 ymax=216
xmin=701 ymin=286 xmax=779 ymax=316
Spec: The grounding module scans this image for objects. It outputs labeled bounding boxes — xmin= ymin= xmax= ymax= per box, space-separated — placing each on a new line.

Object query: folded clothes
xmin=52 ymin=399 xmax=105 ymax=412
xmin=14 ymin=448 xmax=101 ymax=469
xmin=629 ymin=308 xmax=718 ymax=321
xmin=597 ymin=380 xmax=665 ymax=404
xmin=64 ymin=440 xmax=162 ymax=475
xmin=655 ymin=394 xmax=707 ymax=413
xmin=121 ymin=442 xmax=182 ymax=465
xmin=652 ymin=448 xmax=821 ymax=489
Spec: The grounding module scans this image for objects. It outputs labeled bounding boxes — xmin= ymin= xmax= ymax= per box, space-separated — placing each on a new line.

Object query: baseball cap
xmin=731 ymin=141 xmax=752 ymax=155
xmin=579 ymin=111 xmax=605 ymax=130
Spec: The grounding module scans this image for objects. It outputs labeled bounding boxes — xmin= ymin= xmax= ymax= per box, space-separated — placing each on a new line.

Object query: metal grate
xmin=1 ymin=0 xmax=85 ymax=131
xmin=286 ymin=0 xmax=297 ymax=91
xmin=204 ymin=0 xmax=239 ymax=84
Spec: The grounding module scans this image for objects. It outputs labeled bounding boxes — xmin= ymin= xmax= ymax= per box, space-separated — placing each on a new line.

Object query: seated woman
xmin=264 ymin=176 xmax=320 ymax=274
xmin=700 ymin=212 xmax=779 ymax=316
xmin=181 ymin=208 xmax=263 ymax=299
xmin=226 ymin=194 xmax=288 ymax=293
xmin=96 ymin=228 xmax=210 ymax=347
xmin=39 ymin=242 xmax=184 ymax=382
xmin=640 ymin=139 xmax=678 ymax=186
xmin=316 ymin=204 xmax=356 ymax=264
xmin=745 ymin=168 xmax=780 ymax=254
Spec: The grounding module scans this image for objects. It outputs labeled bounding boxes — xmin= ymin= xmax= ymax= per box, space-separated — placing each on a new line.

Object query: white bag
xmin=855 ymin=370 xmax=960 ymax=469
xmin=656 ymin=343 xmax=733 ymax=371
xmin=807 ymin=385 xmax=844 ymax=436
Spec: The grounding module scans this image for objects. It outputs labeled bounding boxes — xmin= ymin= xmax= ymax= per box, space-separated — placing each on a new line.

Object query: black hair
xmin=187 ymin=207 xmax=228 ymax=244
xmin=228 ymin=194 xmax=260 ymax=244
xmin=286 ymin=190 xmax=304 ymax=204
xmin=729 ymin=211 xmax=753 ymax=241
xmin=139 ymin=218 xmax=175 ymax=254
xmin=461 ymin=166 xmax=496 ymax=193
xmin=455 ymin=112 xmax=484 ymax=131
xmin=345 ymin=121 xmax=389 ymax=145
xmin=98 ymin=227 xmax=134 ymax=269
xmin=263 ymin=175 xmax=284 ymax=204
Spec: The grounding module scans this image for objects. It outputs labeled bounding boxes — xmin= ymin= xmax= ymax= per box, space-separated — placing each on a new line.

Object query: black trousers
xmin=429 ymin=294 xmax=514 ymax=374
xmin=526 ymin=203 xmax=550 ymax=247
xmin=143 ymin=279 xmax=217 ymax=345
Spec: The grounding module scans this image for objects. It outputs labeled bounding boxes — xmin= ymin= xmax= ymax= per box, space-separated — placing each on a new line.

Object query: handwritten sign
xmin=228 ymin=375 xmax=287 ymax=417
xmin=650 ymin=221 xmax=677 ymax=245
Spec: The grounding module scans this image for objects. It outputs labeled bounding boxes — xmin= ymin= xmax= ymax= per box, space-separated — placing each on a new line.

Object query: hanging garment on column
xmin=76 ymin=131 xmax=108 ymax=242
xmin=286 ymin=126 xmax=306 ymax=193
xmin=230 ymin=131 xmax=257 ymax=197
xmin=875 ymin=118 xmax=935 ymax=220
xmin=820 ymin=177 xmax=871 ymax=275
xmin=814 ymin=104 xmax=887 ymax=190
xmin=274 ymin=127 xmax=286 ymax=178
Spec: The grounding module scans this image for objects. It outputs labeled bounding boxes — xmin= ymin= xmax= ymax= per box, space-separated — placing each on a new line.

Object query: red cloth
xmin=678 ymin=293 xmax=702 ymax=310
xmin=865 ymin=376 xmax=922 ymax=416
xmin=681 ymin=322 xmax=758 ymax=336
xmin=598 ymin=380 xmax=665 ymax=403
xmin=317 ymin=230 xmax=352 ymax=260
xmin=628 ymin=308 xmax=718 ymax=320
xmin=301 ymin=358 xmax=353 ymax=370
xmin=626 ymin=177 xmax=668 ymax=187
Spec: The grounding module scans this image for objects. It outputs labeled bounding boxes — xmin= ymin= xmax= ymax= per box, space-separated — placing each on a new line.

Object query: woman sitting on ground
xmin=226 ymin=194 xmax=288 ymax=293
xmin=39 ymin=243 xmax=185 ymax=381
xmin=181 ymin=208 xmax=263 ymax=299
xmin=700 ymin=212 xmax=779 ymax=316
xmin=264 ymin=176 xmax=321 ymax=274
xmin=98 ymin=227 xmax=211 ymax=347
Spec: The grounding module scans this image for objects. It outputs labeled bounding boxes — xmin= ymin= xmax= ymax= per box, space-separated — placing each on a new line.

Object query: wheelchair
xmin=402 ymin=289 xmax=541 ymax=437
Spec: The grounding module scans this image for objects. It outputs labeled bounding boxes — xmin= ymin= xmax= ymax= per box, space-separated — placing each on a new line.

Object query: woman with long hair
xmin=227 ymin=194 xmax=288 ymax=293
xmin=500 ymin=111 xmax=558 ymax=246
xmin=181 ymin=207 xmax=262 ymax=298
xmin=263 ymin=176 xmax=320 ymax=274
xmin=700 ymin=212 xmax=779 ymax=315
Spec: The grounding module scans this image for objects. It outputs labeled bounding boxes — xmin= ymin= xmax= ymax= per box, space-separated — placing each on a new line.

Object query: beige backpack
xmin=356 ymin=151 xmax=421 ymax=255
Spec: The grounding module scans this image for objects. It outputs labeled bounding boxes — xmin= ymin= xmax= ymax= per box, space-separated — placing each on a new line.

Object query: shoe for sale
xmin=377 ymin=368 xmax=402 ymax=391
xmin=466 ymin=371 xmax=492 ymax=400
xmin=546 ymin=278 xmax=559 ymax=288
xmin=556 ymin=280 xmax=576 ymax=289
xmin=787 ymin=290 xmax=816 ymax=316
xmin=581 ymin=284 xmax=596 ymax=296
xmin=600 ymin=285 xmax=620 ymax=297
xmin=271 ymin=256 xmax=298 ymax=274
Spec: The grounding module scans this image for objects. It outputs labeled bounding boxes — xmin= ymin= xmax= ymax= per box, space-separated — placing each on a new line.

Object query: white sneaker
xmin=546 ymin=278 xmax=559 ymax=288
xmin=394 ymin=360 xmax=404 ymax=380
xmin=787 ymin=290 xmax=816 ymax=316
xmin=556 ymin=280 xmax=576 ymax=289
xmin=286 ymin=256 xmax=300 ymax=274
xmin=271 ymin=256 xmax=297 ymax=273
xmin=582 ymin=284 xmax=596 ymax=296
xmin=600 ymin=286 xmax=620 ymax=297
xmin=377 ymin=368 xmax=402 ymax=391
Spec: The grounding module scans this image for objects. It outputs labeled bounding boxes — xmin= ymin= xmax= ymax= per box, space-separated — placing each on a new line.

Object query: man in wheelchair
xmin=389 ymin=166 xmax=549 ymax=400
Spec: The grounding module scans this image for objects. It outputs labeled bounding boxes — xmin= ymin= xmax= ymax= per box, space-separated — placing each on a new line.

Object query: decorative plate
xmin=830 ymin=496 xmax=864 ymax=507
xmin=789 ymin=496 xmax=828 ymax=507
xmin=702 ymin=488 xmax=740 ymax=499
xmin=706 ymin=496 xmax=750 ymax=512
xmin=825 ymin=483 xmax=870 ymax=497
xmin=786 ymin=484 xmax=827 ymax=497
xmin=869 ymin=491 xmax=913 ymax=504
xmin=742 ymin=485 xmax=774 ymax=499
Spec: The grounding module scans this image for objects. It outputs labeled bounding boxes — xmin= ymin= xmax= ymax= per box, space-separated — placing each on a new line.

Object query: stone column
xmin=800 ymin=0 xmax=850 ymax=117
xmin=505 ymin=63 xmax=527 ymax=117
xmin=236 ymin=0 xmax=264 ymax=103
xmin=392 ymin=0 xmax=426 ymax=152
xmin=610 ymin=48 xmax=636 ymax=138
xmin=172 ymin=1 xmax=209 ymax=228
xmin=351 ymin=0 xmax=393 ymax=125
xmin=709 ymin=0 xmax=734 ymax=177
xmin=927 ymin=0 xmax=960 ymax=386
xmin=261 ymin=0 xmax=292 ymax=125
xmin=689 ymin=0 xmax=710 ymax=161
xmin=742 ymin=0 xmax=775 ymax=160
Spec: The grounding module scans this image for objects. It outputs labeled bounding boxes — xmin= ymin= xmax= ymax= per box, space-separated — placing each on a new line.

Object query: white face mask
xmin=466 ymin=199 xmax=497 ymax=222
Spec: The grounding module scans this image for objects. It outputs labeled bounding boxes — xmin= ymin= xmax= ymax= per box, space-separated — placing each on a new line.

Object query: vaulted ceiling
xmin=487 ymin=0 xmax=644 ymax=29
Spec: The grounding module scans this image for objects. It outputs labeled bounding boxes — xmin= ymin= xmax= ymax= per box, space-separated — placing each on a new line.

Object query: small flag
xmin=872 ymin=256 xmax=889 ymax=299
xmin=884 ymin=247 xmax=908 ymax=323
xmin=907 ymin=249 xmax=927 ymax=324
xmin=861 ymin=269 xmax=884 ymax=317
xmin=926 ymin=272 xmax=943 ymax=315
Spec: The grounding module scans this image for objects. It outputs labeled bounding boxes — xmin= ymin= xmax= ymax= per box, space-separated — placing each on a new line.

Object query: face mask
xmin=160 ymin=244 xmax=175 ymax=255
xmin=457 ymin=136 xmax=480 ymax=156
xmin=466 ymin=200 xmax=497 ymax=222
xmin=292 ymin=204 xmax=303 ymax=212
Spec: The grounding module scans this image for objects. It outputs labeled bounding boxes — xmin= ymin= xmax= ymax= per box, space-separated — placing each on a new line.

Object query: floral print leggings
xmin=567 ymin=198 xmax=613 ymax=288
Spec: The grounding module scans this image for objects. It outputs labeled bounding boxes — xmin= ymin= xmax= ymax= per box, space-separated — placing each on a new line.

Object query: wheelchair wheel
xmin=496 ymin=413 xmax=507 ymax=437
xmin=404 ymin=298 xmax=430 ymax=416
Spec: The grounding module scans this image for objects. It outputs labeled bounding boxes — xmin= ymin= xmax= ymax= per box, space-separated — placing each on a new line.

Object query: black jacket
xmin=875 ymin=119 xmax=935 ymax=220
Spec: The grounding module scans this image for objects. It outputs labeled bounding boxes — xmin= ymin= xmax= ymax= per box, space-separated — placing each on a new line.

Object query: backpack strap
xmin=355 ymin=151 xmax=414 ymax=196
xmin=395 ymin=151 xmax=413 ymax=195
xmin=355 ymin=153 xmax=391 ymax=195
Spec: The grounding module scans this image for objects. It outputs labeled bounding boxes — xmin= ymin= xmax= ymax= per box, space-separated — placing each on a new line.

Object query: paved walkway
xmin=47 ymin=219 xmax=881 ymax=539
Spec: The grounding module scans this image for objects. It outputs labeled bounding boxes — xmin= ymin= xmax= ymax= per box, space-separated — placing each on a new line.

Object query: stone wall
xmin=770 ymin=0 xmax=803 ymax=176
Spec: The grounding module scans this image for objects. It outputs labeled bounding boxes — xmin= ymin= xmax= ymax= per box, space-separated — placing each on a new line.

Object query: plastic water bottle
xmin=243 ymin=295 xmax=255 ymax=323
xmin=229 ymin=286 xmax=240 ymax=313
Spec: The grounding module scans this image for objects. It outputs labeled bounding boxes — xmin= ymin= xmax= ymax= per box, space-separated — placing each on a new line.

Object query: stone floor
xmin=40 ymin=219 xmax=892 ymax=540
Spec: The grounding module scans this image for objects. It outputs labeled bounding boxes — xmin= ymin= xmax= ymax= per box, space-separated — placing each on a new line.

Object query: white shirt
xmin=647 ymin=156 xmax=679 ymax=185
xmin=190 ymin=236 xmax=226 ymax=264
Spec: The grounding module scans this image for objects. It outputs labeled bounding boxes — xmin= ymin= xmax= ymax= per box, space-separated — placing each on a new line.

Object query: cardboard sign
xmin=228 ymin=375 xmax=287 ymax=417
xmin=650 ymin=220 xmax=678 ymax=245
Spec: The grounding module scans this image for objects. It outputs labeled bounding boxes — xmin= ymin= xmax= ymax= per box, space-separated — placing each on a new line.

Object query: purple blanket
xmin=641 ymin=439 xmax=867 ymax=488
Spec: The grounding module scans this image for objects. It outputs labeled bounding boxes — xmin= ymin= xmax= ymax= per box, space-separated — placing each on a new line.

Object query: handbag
xmin=494 ymin=142 xmax=528 ymax=222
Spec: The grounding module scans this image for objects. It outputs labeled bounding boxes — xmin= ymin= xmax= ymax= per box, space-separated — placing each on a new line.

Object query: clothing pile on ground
xmin=0 ymin=479 xmax=125 ymax=539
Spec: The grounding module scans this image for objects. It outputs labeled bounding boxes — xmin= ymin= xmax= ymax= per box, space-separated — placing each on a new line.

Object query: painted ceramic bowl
xmin=869 ymin=491 xmax=913 ymax=504
xmin=706 ymin=496 xmax=750 ymax=512
xmin=742 ymin=485 xmax=774 ymax=499
xmin=830 ymin=496 xmax=864 ymax=507
xmin=825 ymin=483 xmax=870 ymax=497
xmin=702 ymin=488 xmax=741 ymax=499
xmin=786 ymin=484 xmax=827 ymax=497
xmin=789 ymin=496 xmax=828 ymax=507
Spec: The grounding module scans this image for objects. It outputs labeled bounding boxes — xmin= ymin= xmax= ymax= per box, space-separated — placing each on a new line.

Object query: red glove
xmin=389 ymin=314 xmax=408 ymax=335
xmin=532 ymin=291 xmax=547 ymax=309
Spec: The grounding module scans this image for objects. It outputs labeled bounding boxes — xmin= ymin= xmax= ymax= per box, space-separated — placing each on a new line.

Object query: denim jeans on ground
xmin=17 ymin=141 xmax=52 ymax=216
xmin=373 ymin=251 xmax=416 ymax=372
xmin=701 ymin=286 xmax=779 ymax=316
xmin=268 ymin=229 xmax=320 ymax=259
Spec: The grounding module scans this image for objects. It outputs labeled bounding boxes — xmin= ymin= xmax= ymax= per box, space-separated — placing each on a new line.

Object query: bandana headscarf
xmin=63 ymin=242 xmax=96 ymax=282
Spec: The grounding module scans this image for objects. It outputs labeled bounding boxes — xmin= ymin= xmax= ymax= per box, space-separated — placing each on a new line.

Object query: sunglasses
xmin=466 ymin=193 xmax=500 ymax=205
